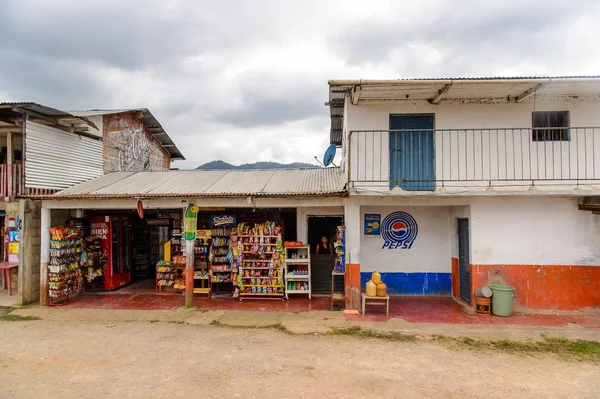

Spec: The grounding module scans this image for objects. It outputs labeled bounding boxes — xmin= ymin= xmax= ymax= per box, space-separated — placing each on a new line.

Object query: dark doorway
xmin=457 ymin=218 xmax=471 ymax=303
xmin=308 ymin=216 xmax=343 ymax=294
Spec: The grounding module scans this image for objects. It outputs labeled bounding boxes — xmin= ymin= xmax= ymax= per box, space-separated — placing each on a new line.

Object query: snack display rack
xmin=210 ymin=228 xmax=234 ymax=297
xmin=156 ymin=258 xmax=186 ymax=293
xmin=331 ymin=226 xmax=346 ymax=307
xmin=193 ymin=231 xmax=211 ymax=296
xmin=80 ymin=233 xmax=105 ymax=291
xmin=237 ymin=221 xmax=284 ymax=301
xmin=48 ymin=227 xmax=83 ymax=306
xmin=284 ymin=246 xmax=311 ymax=300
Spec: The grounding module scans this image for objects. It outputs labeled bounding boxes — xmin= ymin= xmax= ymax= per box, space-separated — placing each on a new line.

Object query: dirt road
xmin=0 ymin=319 xmax=598 ymax=399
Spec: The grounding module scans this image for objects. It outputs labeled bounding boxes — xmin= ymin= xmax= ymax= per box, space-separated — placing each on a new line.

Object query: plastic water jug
xmin=371 ymin=270 xmax=382 ymax=285
xmin=376 ymin=282 xmax=387 ymax=297
xmin=366 ymin=280 xmax=376 ymax=297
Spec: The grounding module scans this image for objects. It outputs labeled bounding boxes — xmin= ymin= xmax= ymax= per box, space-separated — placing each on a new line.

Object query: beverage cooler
xmin=89 ymin=216 xmax=132 ymax=290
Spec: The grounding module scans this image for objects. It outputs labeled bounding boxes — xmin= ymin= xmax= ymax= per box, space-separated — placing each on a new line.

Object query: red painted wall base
xmin=345 ymin=263 xmax=361 ymax=310
xmin=451 ymin=258 xmax=459 ymax=298
xmin=471 ymin=264 xmax=600 ymax=311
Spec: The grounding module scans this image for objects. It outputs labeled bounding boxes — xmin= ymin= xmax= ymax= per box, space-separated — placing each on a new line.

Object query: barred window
xmin=532 ymin=111 xmax=570 ymax=141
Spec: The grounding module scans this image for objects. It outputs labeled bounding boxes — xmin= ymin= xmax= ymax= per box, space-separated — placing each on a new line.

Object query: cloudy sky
xmin=1 ymin=0 xmax=600 ymax=169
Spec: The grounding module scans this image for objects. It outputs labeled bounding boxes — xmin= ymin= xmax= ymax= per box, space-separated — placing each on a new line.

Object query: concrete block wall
xmin=17 ymin=205 xmax=76 ymax=305
xmin=18 ymin=200 xmax=42 ymax=305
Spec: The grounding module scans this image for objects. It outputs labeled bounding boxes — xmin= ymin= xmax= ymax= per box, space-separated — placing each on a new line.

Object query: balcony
xmin=0 ymin=164 xmax=22 ymax=197
xmin=348 ymin=127 xmax=600 ymax=192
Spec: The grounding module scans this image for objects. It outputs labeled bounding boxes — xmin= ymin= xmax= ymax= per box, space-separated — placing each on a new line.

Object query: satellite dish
xmin=323 ymin=144 xmax=337 ymax=167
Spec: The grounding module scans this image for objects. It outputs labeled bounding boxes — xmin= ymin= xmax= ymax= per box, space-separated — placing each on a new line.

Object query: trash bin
xmin=489 ymin=284 xmax=515 ymax=317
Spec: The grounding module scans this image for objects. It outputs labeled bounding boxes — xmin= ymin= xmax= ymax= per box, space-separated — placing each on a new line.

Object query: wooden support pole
xmin=184 ymin=238 xmax=194 ymax=308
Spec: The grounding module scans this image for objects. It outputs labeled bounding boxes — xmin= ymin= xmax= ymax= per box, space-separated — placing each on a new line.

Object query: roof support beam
xmin=351 ymin=86 xmax=361 ymax=105
xmin=0 ymin=127 xmax=22 ymax=133
xmin=516 ymin=83 xmax=544 ymax=103
xmin=429 ymin=84 xmax=452 ymax=104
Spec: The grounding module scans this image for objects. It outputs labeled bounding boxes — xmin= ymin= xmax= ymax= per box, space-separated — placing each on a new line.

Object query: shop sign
xmin=90 ymin=223 xmax=109 ymax=240
xmin=8 ymin=242 xmax=18 ymax=254
xmin=211 ymin=215 xmax=236 ymax=228
xmin=146 ymin=219 xmax=170 ymax=226
xmin=364 ymin=214 xmax=381 ymax=235
xmin=184 ymin=204 xmax=200 ymax=241
xmin=381 ymin=211 xmax=418 ymax=250
xmin=7 ymin=230 xmax=19 ymax=242
xmin=196 ymin=229 xmax=212 ymax=245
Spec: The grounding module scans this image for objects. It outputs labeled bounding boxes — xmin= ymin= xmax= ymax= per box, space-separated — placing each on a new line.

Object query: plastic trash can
xmin=489 ymin=284 xmax=515 ymax=316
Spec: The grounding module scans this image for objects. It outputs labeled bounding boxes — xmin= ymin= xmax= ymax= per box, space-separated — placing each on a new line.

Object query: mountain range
xmin=196 ymin=160 xmax=318 ymax=170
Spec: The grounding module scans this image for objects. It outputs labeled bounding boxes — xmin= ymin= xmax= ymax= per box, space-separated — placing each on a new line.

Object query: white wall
xmin=470 ymin=197 xmax=600 ymax=265
xmin=360 ymin=206 xmax=452 ymax=273
xmin=450 ymin=206 xmax=470 ymax=259
xmin=347 ymin=98 xmax=600 ymax=187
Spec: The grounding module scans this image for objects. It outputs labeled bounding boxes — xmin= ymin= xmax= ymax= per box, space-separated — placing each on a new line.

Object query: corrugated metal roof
xmin=0 ymin=102 xmax=99 ymax=130
xmin=40 ymin=168 xmax=347 ymax=199
xmin=70 ymin=109 xmax=185 ymax=161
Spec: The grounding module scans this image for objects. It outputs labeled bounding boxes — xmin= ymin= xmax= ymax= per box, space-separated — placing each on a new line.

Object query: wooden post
xmin=184 ymin=238 xmax=194 ymax=308
xmin=40 ymin=207 xmax=50 ymax=306
xmin=183 ymin=204 xmax=198 ymax=308
xmin=7 ymin=132 xmax=13 ymax=197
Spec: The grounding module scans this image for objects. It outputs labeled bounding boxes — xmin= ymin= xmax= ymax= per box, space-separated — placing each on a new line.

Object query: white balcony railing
xmin=348 ymin=127 xmax=600 ymax=190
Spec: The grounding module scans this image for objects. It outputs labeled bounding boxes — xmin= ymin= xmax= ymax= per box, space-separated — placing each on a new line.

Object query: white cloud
xmin=1 ymin=0 xmax=599 ymax=168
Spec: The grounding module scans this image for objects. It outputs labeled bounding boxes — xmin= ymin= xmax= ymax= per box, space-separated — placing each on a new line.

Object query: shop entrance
xmin=308 ymin=216 xmax=343 ymax=294
xmin=82 ymin=209 xmax=183 ymax=292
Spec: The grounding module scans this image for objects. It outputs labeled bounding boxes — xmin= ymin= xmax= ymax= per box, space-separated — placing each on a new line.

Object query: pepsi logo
xmin=381 ymin=212 xmax=418 ymax=250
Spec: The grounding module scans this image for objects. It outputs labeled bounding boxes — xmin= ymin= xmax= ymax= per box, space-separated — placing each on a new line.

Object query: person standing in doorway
xmin=315 ymin=236 xmax=333 ymax=255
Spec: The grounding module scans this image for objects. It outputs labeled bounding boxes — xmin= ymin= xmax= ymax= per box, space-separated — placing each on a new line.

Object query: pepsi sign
xmin=381 ymin=211 xmax=418 ymax=249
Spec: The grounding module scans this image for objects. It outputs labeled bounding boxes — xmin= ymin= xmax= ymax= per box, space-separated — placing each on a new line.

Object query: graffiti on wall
xmin=381 ymin=211 xmax=419 ymax=249
xmin=118 ymin=127 xmax=150 ymax=172
xmin=103 ymin=113 xmax=170 ymax=173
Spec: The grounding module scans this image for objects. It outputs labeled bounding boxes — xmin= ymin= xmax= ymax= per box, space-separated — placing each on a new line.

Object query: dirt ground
xmin=1 ymin=319 xmax=598 ymax=399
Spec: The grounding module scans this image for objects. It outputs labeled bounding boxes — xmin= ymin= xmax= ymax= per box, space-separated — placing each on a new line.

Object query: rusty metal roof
xmin=70 ymin=109 xmax=185 ymax=160
xmin=0 ymin=102 xmax=99 ymax=130
xmin=42 ymin=168 xmax=347 ymax=199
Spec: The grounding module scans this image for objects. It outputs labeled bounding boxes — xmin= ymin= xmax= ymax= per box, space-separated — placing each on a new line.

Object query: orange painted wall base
xmin=451 ymin=258 xmax=459 ymax=298
xmin=471 ymin=264 xmax=600 ymax=311
xmin=345 ymin=263 xmax=361 ymax=310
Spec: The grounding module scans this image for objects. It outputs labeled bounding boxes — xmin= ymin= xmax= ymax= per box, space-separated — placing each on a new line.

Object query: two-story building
xmin=2 ymin=105 xmax=184 ymax=305
xmin=330 ymin=76 xmax=600 ymax=311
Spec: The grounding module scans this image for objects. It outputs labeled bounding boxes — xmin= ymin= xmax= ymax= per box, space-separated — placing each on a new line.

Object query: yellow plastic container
xmin=366 ymin=280 xmax=377 ymax=297
xmin=376 ymin=282 xmax=387 ymax=297
xmin=371 ymin=270 xmax=382 ymax=285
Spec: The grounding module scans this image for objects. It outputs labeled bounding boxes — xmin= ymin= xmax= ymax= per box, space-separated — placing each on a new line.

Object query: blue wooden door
xmin=458 ymin=218 xmax=471 ymax=303
xmin=389 ymin=114 xmax=435 ymax=190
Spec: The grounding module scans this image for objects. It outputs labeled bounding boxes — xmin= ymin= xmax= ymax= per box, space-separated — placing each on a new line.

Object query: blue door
xmin=389 ymin=114 xmax=435 ymax=190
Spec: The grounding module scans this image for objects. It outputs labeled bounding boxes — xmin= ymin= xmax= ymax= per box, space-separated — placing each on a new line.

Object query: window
xmin=532 ymin=111 xmax=570 ymax=141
